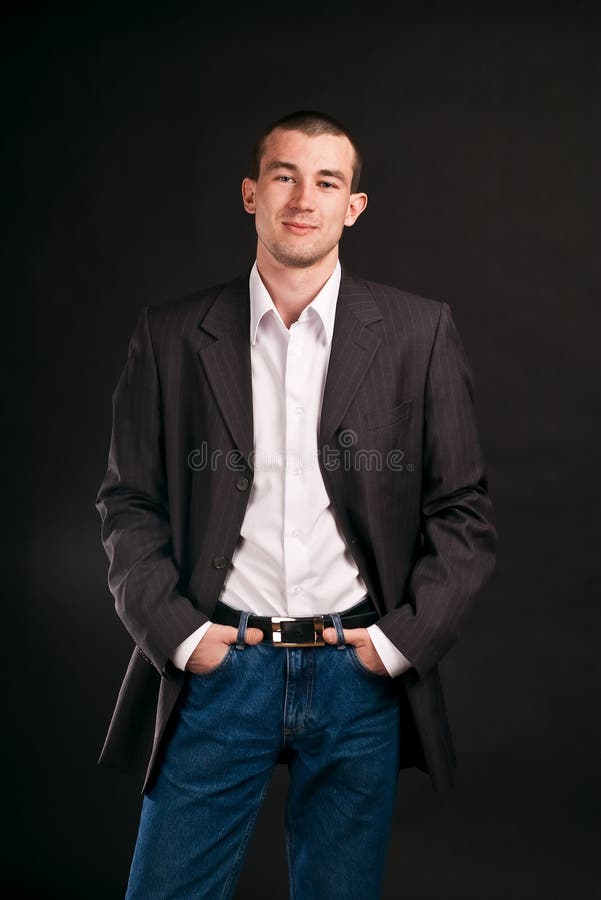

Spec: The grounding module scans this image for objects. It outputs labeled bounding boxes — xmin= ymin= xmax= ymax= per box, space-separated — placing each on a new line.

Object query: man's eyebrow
xmin=265 ymin=160 xmax=299 ymax=173
xmin=264 ymin=160 xmax=348 ymax=184
xmin=317 ymin=168 xmax=347 ymax=184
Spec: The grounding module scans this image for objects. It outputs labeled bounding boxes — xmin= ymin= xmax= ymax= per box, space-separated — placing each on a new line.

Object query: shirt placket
xmin=283 ymin=319 xmax=313 ymax=616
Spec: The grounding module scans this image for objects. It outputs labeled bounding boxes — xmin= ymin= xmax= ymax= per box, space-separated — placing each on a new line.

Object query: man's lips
xmin=281 ymin=221 xmax=318 ymax=234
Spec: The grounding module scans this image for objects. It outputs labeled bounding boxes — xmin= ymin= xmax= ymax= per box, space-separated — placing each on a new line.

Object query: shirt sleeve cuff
xmin=367 ymin=624 xmax=413 ymax=677
xmin=172 ymin=621 xmax=213 ymax=671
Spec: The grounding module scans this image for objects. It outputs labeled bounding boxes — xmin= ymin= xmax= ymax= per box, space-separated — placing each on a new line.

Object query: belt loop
xmin=330 ymin=613 xmax=346 ymax=650
xmin=236 ymin=611 xmax=250 ymax=649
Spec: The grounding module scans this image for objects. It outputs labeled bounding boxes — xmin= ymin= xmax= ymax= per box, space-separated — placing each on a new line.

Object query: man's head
xmin=242 ymin=110 xmax=368 ymax=271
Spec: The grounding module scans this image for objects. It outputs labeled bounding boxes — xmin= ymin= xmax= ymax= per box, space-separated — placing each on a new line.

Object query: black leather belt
xmin=212 ymin=596 xmax=378 ymax=647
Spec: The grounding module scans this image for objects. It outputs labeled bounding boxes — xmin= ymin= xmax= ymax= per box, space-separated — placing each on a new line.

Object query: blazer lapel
xmin=194 ymin=275 xmax=254 ymax=463
xmin=318 ymin=267 xmax=383 ymax=444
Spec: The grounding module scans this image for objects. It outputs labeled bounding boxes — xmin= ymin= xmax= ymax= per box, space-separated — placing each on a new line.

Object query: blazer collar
xmin=318 ymin=266 xmax=383 ymax=445
xmin=194 ymin=265 xmax=383 ymax=463
xmin=193 ymin=272 xmax=254 ymax=461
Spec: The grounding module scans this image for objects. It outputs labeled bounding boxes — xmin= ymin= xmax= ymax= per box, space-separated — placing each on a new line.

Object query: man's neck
xmin=255 ymin=247 xmax=339 ymax=329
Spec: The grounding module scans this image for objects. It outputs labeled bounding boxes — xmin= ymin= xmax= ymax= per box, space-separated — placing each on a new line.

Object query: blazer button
xmin=213 ymin=555 xmax=228 ymax=569
xmin=235 ymin=476 xmax=249 ymax=491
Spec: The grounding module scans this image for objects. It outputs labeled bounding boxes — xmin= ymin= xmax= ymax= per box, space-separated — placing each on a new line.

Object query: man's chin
xmin=266 ymin=242 xmax=331 ymax=269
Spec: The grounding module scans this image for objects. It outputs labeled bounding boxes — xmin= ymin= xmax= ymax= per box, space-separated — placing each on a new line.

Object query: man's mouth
xmin=281 ymin=221 xmax=318 ymax=234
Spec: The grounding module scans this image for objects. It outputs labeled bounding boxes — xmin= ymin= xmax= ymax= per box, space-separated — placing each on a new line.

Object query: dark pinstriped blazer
xmin=96 ymin=266 xmax=496 ymax=793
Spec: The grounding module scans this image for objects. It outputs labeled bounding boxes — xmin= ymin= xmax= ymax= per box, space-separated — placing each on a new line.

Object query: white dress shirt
xmin=173 ymin=261 xmax=411 ymax=677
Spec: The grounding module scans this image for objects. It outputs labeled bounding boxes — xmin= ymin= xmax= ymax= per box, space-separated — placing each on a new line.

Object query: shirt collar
xmin=249 ymin=260 xmax=341 ymax=346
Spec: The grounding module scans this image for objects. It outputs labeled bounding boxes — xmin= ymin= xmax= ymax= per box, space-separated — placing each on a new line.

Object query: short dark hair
xmin=249 ymin=110 xmax=363 ymax=192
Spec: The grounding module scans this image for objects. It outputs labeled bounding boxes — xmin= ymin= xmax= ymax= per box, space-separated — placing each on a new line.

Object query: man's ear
xmin=344 ymin=192 xmax=368 ymax=227
xmin=242 ymin=178 xmax=257 ymax=214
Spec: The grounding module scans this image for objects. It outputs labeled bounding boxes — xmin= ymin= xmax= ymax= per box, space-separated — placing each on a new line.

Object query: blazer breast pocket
xmin=364 ymin=400 xmax=412 ymax=431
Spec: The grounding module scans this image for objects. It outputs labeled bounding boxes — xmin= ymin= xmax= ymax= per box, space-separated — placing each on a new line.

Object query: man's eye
xmin=319 ymin=181 xmax=337 ymax=189
xmin=276 ymin=175 xmax=293 ymax=183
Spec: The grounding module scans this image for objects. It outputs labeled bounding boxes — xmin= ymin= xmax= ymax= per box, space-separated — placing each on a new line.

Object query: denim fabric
xmin=126 ymin=623 xmax=401 ymax=899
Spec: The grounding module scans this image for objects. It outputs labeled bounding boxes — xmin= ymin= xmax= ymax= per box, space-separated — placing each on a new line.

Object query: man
xmin=96 ymin=110 xmax=496 ymax=899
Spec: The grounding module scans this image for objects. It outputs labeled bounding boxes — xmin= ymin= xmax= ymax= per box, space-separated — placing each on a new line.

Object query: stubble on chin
xmin=260 ymin=233 xmax=341 ymax=269
xmin=264 ymin=242 xmax=323 ymax=268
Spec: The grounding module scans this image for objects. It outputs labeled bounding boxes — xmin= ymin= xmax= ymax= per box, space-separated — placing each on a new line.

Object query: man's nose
xmin=289 ymin=181 xmax=316 ymax=211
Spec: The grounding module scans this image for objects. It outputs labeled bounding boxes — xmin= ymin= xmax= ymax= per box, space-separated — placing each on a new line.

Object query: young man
xmin=96 ymin=110 xmax=496 ymax=899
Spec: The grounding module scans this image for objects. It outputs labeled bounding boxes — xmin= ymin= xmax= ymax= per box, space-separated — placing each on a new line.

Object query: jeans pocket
xmin=346 ymin=645 xmax=391 ymax=681
xmin=191 ymin=644 xmax=235 ymax=678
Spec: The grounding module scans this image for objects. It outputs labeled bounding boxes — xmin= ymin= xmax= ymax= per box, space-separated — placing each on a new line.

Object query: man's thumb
xmin=322 ymin=627 xmax=344 ymax=644
xmin=245 ymin=627 xmax=264 ymax=644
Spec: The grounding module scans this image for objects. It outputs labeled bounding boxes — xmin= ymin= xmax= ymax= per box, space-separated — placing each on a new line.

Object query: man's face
xmin=242 ymin=128 xmax=367 ymax=269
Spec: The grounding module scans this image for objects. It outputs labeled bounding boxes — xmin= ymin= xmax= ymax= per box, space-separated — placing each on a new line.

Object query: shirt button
xmin=295 ymin=406 xmax=304 ymax=415
xmin=212 ymin=556 xmax=228 ymax=569
xmin=292 ymin=585 xmax=303 ymax=595
xmin=291 ymin=529 xmax=302 ymax=537
xmin=235 ymin=476 xmax=249 ymax=491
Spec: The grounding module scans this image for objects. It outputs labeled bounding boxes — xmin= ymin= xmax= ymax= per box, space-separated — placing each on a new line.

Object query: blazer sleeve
xmin=95 ymin=306 xmax=209 ymax=675
xmin=376 ymin=302 xmax=497 ymax=676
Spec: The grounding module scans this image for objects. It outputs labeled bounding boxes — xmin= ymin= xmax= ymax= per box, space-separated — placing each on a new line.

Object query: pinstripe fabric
xmin=96 ymin=266 xmax=496 ymax=792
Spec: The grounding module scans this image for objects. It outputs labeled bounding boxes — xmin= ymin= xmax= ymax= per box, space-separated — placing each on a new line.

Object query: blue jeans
xmin=126 ymin=613 xmax=401 ymax=899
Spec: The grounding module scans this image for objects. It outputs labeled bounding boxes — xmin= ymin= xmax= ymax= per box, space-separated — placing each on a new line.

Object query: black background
xmin=6 ymin=1 xmax=600 ymax=897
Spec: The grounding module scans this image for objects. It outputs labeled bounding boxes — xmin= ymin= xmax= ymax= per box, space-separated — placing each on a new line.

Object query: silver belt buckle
xmin=271 ymin=615 xmax=325 ymax=647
